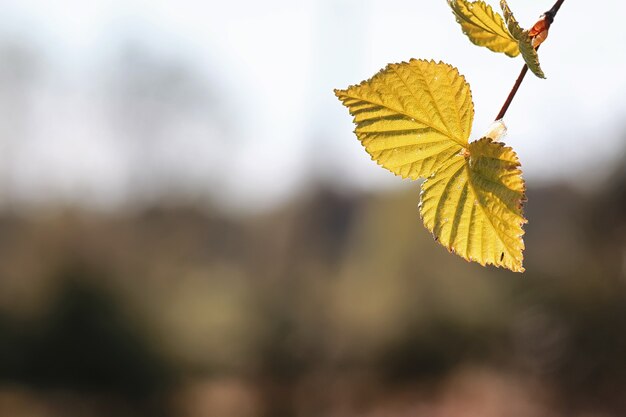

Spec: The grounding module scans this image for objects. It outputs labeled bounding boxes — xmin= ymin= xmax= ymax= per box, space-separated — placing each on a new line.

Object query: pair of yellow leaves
xmin=450 ymin=0 xmax=545 ymax=77
xmin=335 ymin=0 xmax=552 ymax=273
xmin=336 ymin=60 xmax=526 ymax=272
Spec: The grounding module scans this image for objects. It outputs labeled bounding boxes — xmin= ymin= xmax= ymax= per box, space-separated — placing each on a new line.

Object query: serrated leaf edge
xmin=499 ymin=0 xmax=546 ymax=78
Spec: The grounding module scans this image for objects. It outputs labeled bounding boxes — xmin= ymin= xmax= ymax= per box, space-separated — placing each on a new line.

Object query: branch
xmin=494 ymin=0 xmax=566 ymax=121
xmin=495 ymin=64 xmax=529 ymax=121
xmin=546 ymin=0 xmax=566 ymax=20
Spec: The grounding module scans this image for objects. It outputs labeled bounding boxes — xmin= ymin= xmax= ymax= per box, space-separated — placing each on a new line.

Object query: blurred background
xmin=0 ymin=0 xmax=625 ymax=416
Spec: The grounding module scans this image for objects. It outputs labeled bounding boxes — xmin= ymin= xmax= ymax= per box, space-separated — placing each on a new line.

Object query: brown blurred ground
xmin=0 ymin=152 xmax=625 ymax=417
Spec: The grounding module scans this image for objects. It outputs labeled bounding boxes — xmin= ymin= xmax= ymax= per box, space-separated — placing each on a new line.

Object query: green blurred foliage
xmin=0 ymin=152 xmax=625 ymax=416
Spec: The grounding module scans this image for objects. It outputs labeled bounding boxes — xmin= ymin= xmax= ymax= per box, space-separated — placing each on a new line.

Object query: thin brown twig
xmin=546 ymin=0 xmax=566 ymax=19
xmin=494 ymin=0 xmax=566 ymax=121
xmin=495 ymin=64 xmax=529 ymax=121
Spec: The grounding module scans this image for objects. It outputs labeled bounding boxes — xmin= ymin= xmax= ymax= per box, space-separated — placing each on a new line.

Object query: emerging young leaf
xmin=500 ymin=0 xmax=545 ymax=78
xmin=448 ymin=0 xmax=520 ymax=57
xmin=419 ymin=138 xmax=526 ymax=272
xmin=335 ymin=60 xmax=473 ymax=179
xmin=336 ymin=61 xmax=527 ymax=272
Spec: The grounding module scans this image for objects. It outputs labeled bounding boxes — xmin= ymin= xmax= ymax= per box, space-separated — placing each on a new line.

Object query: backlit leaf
xmin=448 ymin=0 xmax=520 ymax=57
xmin=335 ymin=60 xmax=473 ymax=180
xmin=500 ymin=0 xmax=545 ymax=78
xmin=419 ymin=138 xmax=526 ymax=272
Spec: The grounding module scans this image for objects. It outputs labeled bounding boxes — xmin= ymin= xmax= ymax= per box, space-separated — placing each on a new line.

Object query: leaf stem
xmin=546 ymin=0 xmax=565 ymax=21
xmin=494 ymin=0 xmax=566 ymax=121
xmin=495 ymin=64 xmax=528 ymax=121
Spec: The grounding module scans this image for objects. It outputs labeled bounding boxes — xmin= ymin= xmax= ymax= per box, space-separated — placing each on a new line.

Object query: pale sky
xmin=0 ymin=0 xmax=624 ymax=212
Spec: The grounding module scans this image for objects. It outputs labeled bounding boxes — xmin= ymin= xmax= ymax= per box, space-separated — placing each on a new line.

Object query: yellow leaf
xmin=335 ymin=60 xmax=473 ymax=180
xmin=419 ymin=138 xmax=526 ymax=272
xmin=448 ymin=0 xmax=520 ymax=57
xmin=500 ymin=0 xmax=545 ymax=78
